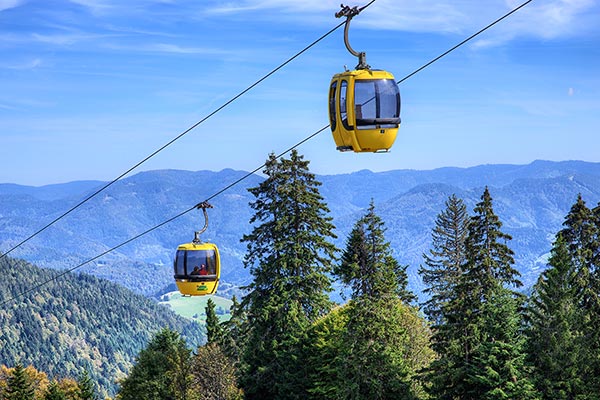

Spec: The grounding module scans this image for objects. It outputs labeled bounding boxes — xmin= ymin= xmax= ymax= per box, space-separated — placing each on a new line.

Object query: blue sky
xmin=1 ymin=0 xmax=599 ymax=186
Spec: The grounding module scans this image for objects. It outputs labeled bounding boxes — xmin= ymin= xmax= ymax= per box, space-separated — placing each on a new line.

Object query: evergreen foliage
xmin=423 ymin=188 xmax=535 ymax=399
xmin=419 ymin=194 xmax=469 ymax=325
xmin=239 ymin=150 xmax=337 ymax=399
xmin=527 ymin=235 xmax=583 ymax=399
xmin=335 ymin=200 xmax=414 ymax=303
xmin=0 ymin=257 xmax=203 ymax=398
xmin=4 ymin=364 xmax=35 ymax=400
xmin=205 ymin=298 xmax=223 ymax=344
xmin=555 ymin=194 xmax=600 ymax=396
xmin=324 ymin=202 xmax=427 ymax=399
xmin=117 ymin=328 xmax=193 ymax=400
xmin=468 ymin=285 xmax=538 ymax=399
xmin=75 ymin=371 xmax=96 ymax=400
xmin=43 ymin=382 xmax=67 ymax=400
xmin=219 ymin=296 xmax=246 ymax=366
xmin=305 ymin=300 xmax=433 ymax=400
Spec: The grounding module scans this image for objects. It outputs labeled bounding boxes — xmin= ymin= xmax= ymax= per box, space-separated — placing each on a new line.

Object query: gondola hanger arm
xmin=336 ymin=3 xmax=371 ymax=70
xmin=193 ymin=201 xmax=213 ymax=243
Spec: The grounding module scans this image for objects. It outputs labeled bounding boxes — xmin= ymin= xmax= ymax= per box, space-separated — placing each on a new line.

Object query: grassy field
xmin=159 ymin=291 xmax=233 ymax=324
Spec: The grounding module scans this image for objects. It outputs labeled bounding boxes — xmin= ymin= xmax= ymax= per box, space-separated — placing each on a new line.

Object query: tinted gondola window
xmin=340 ymin=80 xmax=350 ymax=129
xmin=174 ymin=250 xmax=186 ymax=276
xmin=329 ymin=81 xmax=337 ymax=131
xmin=188 ymin=250 xmax=216 ymax=276
xmin=175 ymin=249 xmax=217 ymax=277
xmin=354 ymin=79 xmax=400 ymax=129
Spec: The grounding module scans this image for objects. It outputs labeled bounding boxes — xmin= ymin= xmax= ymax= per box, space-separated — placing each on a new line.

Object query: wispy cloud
xmin=31 ymin=31 xmax=110 ymax=46
xmin=67 ymin=0 xmax=114 ymax=15
xmin=0 ymin=58 xmax=42 ymax=70
xmin=104 ymin=42 xmax=234 ymax=56
xmin=0 ymin=0 xmax=24 ymax=12
xmin=201 ymin=0 xmax=600 ymax=44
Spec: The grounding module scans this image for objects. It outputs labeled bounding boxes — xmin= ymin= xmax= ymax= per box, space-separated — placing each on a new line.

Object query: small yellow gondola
xmin=329 ymin=4 xmax=401 ymax=153
xmin=173 ymin=242 xmax=220 ymax=296
xmin=173 ymin=202 xmax=220 ymax=296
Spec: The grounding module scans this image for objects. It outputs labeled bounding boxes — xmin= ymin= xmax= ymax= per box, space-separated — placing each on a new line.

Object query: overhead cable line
xmin=0 ymin=6 xmax=366 ymax=262
xmin=397 ymin=0 xmax=534 ymax=84
xmin=0 ymin=0 xmax=533 ymax=306
xmin=0 ymin=126 xmax=329 ymax=307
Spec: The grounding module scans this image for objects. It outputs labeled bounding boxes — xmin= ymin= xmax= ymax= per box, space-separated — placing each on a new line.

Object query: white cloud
xmin=202 ymin=0 xmax=600 ymax=45
xmin=0 ymin=0 xmax=24 ymax=12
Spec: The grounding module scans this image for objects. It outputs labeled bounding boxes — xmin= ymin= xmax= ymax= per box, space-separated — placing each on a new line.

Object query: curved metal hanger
xmin=193 ymin=201 xmax=213 ymax=243
xmin=336 ymin=3 xmax=370 ymax=70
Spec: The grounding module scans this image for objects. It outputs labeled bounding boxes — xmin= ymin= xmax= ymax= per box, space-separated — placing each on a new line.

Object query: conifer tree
xmin=425 ymin=187 xmax=534 ymax=399
xmin=43 ymin=381 xmax=67 ymax=400
xmin=4 ymin=364 xmax=35 ymax=400
xmin=239 ymin=150 xmax=337 ymax=399
xmin=330 ymin=202 xmax=421 ymax=399
xmin=527 ymin=235 xmax=583 ymax=399
xmin=419 ymin=194 xmax=469 ymax=325
xmin=558 ymin=195 xmax=600 ymax=395
xmin=419 ymin=194 xmax=471 ymax=398
xmin=465 ymin=187 xmax=521 ymax=293
xmin=205 ymin=298 xmax=222 ymax=344
xmin=469 ymin=284 xmax=538 ymax=400
xmin=76 ymin=370 xmax=96 ymax=400
xmin=117 ymin=328 xmax=193 ymax=400
xmin=335 ymin=200 xmax=414 ymax=303
xmin=219 ymin=296 xmax=246 ymax=366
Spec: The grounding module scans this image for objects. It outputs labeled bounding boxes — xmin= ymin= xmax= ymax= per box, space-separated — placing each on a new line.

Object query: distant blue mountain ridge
xmin=1 ymin=160 xmax=599 ymax=300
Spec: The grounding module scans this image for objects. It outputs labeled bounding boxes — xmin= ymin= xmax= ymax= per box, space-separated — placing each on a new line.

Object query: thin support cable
xmin=1 ymin=0 xmax=536 ymax=305
xmin=0 ymin=17 xmax=350 ymax=262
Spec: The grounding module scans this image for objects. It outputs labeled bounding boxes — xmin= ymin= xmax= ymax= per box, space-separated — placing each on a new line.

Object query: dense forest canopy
xmin=0 ymin=257 xmax=204 ymax=398
xmin=2 ymin=155 xmax=600 ymax=399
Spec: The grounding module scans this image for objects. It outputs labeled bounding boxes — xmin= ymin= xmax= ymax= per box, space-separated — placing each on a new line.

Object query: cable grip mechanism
xmin=193 ymin=201 xmax=213 ymax=243
xmin=336 ymin=3 xmax=370 ymax=70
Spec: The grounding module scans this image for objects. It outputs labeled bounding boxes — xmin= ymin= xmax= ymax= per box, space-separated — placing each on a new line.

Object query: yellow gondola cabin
xmin=173 ymin=242 xmax=220 ymax=296
xmin=329 ymin=69 xmax=400 ymax=152
xmin=330 ymin=4 xmax=401 ymax=153
xmin=173 ymin=201 xmax=220 ymax=296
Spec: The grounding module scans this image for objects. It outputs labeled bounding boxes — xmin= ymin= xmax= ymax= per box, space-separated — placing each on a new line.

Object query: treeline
xmin=3 ymin=150 xmax=600 ymax=399
xmin=116 ymin=151 xmax=600 ymax=399
xmin=0 ymin=258 xmax=204 ymax=398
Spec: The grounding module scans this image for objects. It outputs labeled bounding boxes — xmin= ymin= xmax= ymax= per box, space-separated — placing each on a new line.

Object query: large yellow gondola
xmin=173 ymin=202 xmax=220 ymax=296
xmin=329 ymin=4 xmax=401 ymax=153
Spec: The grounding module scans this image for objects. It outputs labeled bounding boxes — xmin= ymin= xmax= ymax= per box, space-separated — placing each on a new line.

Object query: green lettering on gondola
xmin=197 ymin=284 xmax=208 ymax=291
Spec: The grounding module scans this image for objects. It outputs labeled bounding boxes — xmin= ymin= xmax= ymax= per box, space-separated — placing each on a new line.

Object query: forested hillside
xmin=2 ymin=160 xmax=600 ymax=299
xmin=0 ymin=256 xmax=204 ymax=398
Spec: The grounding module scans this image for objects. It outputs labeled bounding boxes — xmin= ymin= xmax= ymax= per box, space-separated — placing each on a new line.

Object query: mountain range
xmin=2 ymin=159 xmax=600 ymax=300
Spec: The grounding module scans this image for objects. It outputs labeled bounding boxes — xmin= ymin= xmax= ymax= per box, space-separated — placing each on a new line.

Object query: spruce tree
xmin=426 ymin=187 xmax=534 ymax=399
xmin=527 ymin=235 xmax=583 ymax=399
xmin=239 ymin=150 xmax=337 ymax=400
xmin=331 ymin=202 xmax=421 ymax=399
xmin=219 ymin=295 xmax=246 ymax=365
xmin=464 ymin=186 xmax=521 ymax=293
xmin=419 ymin=194 xmax=471 ymax=398
xmin=43 ymin=381 xmax=67 ymax=400
xmin=335 ymin=200 xmax=415 ymax=303
xmin=76 ymin=370 xmax=96 ymax=400
xmin=117 ymin=328 xmax=193 ymax=400
xmin=419 ymin=194 xmax=470 ymax=325
xmin=558 ymin=195 xmax=600 ymax=395
xmin=4 ymin=364 xmax=35 ymax=400
xmin=469 ymin=284 xmax=538 ymax=400
xmin=205 ymin=298 xmax=223 ymax=344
